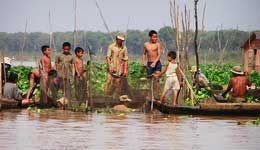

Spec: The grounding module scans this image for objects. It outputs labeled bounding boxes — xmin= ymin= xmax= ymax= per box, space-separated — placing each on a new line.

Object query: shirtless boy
xmin=39 ymin=45 xmax=52 ymax=106
xmin=142 ymin=30 xmax=162 ymax=76
xmin=142 ymin=30 xmax=162 ymax=96
xmin=55 ymin=42 xmax=74 ymax=102
xmin=73 ymin=47 xmax=86 ymax=102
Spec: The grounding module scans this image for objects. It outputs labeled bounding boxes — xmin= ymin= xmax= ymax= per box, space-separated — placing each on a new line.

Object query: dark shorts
xmin=147 ymin=61 xmax=162 ymax=76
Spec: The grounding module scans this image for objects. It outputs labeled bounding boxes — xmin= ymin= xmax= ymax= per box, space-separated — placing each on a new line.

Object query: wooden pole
xmin=73 ymin=0 xmax=77 ymax=49
xmin=179 ymin=68 xmax=195 ymax=105
xmin=21 ymin=20 xmax=28 ymax=65
xmin=150 ymin=78 xmax=154 ymax=111
xmin=94 ymin=0 xmax=114 ymax=42
xmin=194 ymin=0 xmax=200 ymax=73
xmin=0 ymin=51 xmax=3 ymax=97
xmin=86 ymin=44 xmax=93 ymax=109
xmin=49 ymin=10 xmax=52 ymax=50
xmin=3 ymin=51 xmax=6 ymax=86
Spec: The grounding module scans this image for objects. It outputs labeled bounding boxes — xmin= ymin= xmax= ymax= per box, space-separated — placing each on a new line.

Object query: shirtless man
xmin=39 ymin=45 xmax=52 ymax=106
xmin=142 ymin=30 xmax=162 ymax=75
xmin=142 ymin=30 xmax=162 ymax=97
xmin=222 ymin=66 xmax=251 ymax=103
xmin=73 ymin=47 xmax=86 ymax=102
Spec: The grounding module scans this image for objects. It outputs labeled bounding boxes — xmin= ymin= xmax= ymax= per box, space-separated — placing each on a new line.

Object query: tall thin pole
xmin=49 ymin=10 xmax=52 ymax=49
xmin=73 ymin=0 xmax=77 ymax=49
xmin=0 ymin=51 xmax=3 ymax=97
xmin=194 ymin=0 xmax=200 ymax=72
xmin=21 ymin=19 xmax=28 ymax=65
xmin=94 ymin=0 xmax=114 ymax=42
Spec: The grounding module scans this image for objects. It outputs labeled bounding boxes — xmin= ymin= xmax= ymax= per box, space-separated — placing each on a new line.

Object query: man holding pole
xmin=104 ymin=33 xmax=128 ymax=96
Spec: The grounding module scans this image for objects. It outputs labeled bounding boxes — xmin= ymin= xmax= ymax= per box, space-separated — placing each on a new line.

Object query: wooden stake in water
xmin=0 ymin=52 xmax=3 ymax=97
xmin=151 ymin=77 xmax=155 ymax=111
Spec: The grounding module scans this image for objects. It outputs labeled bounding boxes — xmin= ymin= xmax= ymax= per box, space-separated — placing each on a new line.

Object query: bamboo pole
xmin=20 ymin=20 xmax=28 ymax=66
xmin=94 ymin=0 xmax=114 ymax=42
xmin=194 ymin=0 xmax=200 ymax=73
xmin=3 ymin=51 xmax=6 ymax=86
xmin=201 ymin=2 xmax=206 ymax=32
xmin=73 ymin=0 xmax=77 ymax=49
xmin=0 ymin=51 xmax=3 ymax=97
xmin=49 ymin=10 xmax=52 ymax=50
xmin=179 ymin=68 xmax=195 ymax=105
xmin=86 ymin=44 xmax=93 ymax=109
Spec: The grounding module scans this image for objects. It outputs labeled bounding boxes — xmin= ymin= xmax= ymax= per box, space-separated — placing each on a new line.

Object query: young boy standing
xmin=55 ymin=42 xmax=74 ymax=104
xmin=39 ymin=45 xmax=52 ymax=106
xmin=155 ymin=51 xmax=183 ymax=106
xmin=73 ymin=47 xmax=86 ymax=102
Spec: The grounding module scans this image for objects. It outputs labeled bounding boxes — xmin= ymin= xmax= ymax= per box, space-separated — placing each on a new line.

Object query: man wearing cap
xmin=222 ymin=66 xmax=251 ymax=103
xmin=104 ymin=33 xmax=128 ymax=96
xmin=190 ymin=65 xmax=209 ymax=88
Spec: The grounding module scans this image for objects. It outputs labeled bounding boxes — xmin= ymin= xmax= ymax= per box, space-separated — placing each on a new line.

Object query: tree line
xmin=0 ymin=26 xmax=256 ymax=55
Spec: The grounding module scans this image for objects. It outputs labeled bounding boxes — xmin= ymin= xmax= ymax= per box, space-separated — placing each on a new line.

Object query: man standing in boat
xmin=104 ymin=33 xmax=128 ymax=97
xmin=222 ymin=66 xmax=251 ymax=103
xmin=141 ymin=30 xmax=162 ymax=97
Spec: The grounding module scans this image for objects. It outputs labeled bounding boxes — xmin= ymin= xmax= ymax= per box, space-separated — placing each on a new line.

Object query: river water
xmin=0 ymin=110 xmax=260 ymax=150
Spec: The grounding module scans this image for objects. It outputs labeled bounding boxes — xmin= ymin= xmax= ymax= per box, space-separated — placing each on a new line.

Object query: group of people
xmin=2 ymin=42 xmax=86 ymax=107
xmin=1 ymin=29 xmax=252 ymax=108
xmin=105 ymin=30 xmax=252 ymax=106
xmin=105 ymin=30 xmax=183 ymax=106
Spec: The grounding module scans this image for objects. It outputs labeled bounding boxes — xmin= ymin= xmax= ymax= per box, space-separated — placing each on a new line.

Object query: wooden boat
xmin=150 ymin=100 xmax=260 ymax=116
xmin=90 ymin=95 xmax=146 ymax=108
xmin=0 ymin=98 xmax=19 ymax=110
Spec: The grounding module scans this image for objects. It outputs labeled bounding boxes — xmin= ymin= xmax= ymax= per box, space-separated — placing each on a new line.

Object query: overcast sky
xmin=1 ymin=0 xmax=260 ymax=33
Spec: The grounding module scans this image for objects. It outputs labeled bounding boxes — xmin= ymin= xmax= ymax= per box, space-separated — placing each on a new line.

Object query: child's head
xmin=74 ymin=47 xmax=84 ymax=57
xmin=41 ymin=45 xmax=51 ymax=56
xmin=148 ymin=30 xmax=158 ymax=43
xmin=8 ymin=72 xmax=18 ymax=83
xmin=167 ymin=51 xmax=176 ymax=61
xmin=62 ymin=42 xmax=71 ymax=53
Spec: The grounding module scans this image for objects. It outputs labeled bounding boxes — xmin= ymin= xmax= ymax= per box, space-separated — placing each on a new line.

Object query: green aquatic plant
xmin=247 ymin=118 xmax=260 ymax=126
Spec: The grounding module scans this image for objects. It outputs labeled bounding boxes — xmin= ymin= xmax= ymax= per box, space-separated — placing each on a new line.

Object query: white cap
xmin=3 ymin=57 xmax=11 ymax=65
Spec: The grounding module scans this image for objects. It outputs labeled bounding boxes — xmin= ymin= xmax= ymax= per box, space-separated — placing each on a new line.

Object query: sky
xmin=0 ymin=0 xmax=260 ymax=33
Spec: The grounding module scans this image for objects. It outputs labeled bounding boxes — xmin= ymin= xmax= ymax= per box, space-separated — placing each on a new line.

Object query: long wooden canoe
xmin=150 ymin=101 xmax=260 ymax=116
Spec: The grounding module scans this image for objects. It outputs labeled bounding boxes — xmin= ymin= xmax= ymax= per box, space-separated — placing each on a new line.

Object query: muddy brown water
xmin=0 ymin=109 xmax=260 ymax=150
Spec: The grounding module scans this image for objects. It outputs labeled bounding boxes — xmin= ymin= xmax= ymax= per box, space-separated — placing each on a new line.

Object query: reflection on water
xmin=0 ymin=110 xmax=260 ymax=150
